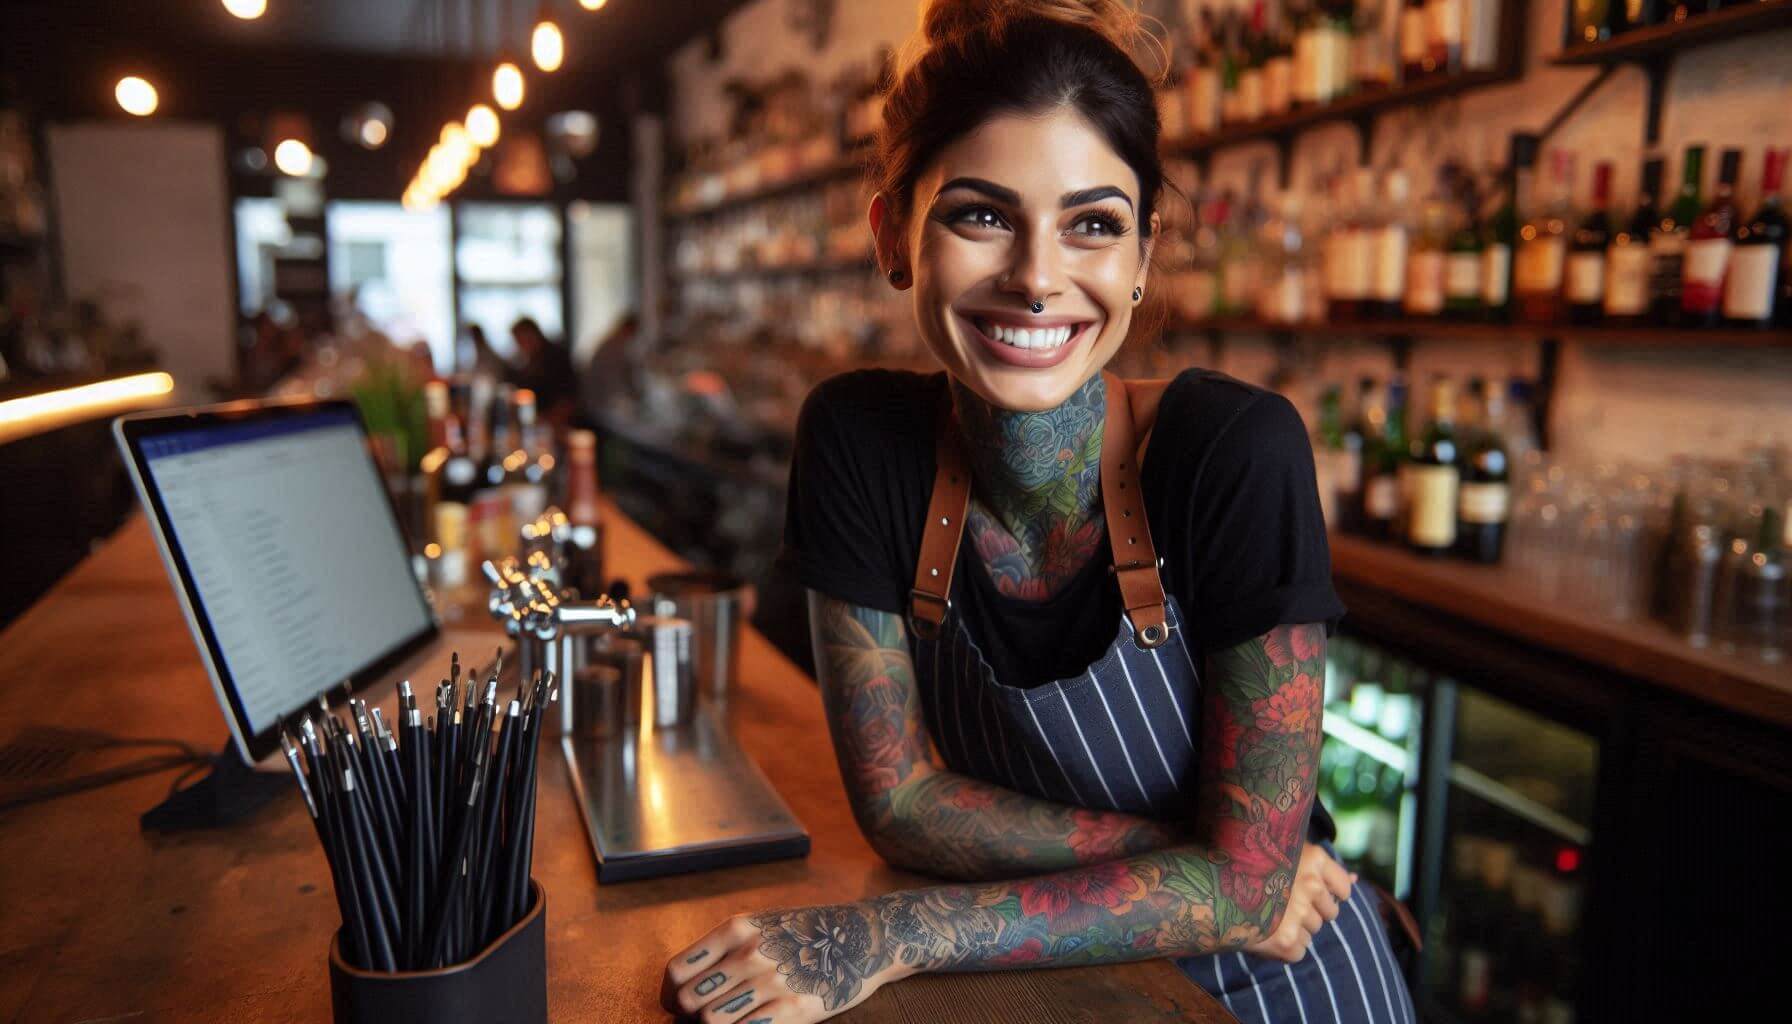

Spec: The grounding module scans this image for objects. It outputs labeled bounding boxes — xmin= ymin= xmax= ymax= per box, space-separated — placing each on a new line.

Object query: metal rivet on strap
xmin=1128 ymin=537 xmax=1136 ymax=545
xmin=1122 ymin=509 xmax=1131 ymax=518
xmin=940 ymin=516 xmax=949 ymax=525
xmin=930 ymin=568 xmax=939 ymax=577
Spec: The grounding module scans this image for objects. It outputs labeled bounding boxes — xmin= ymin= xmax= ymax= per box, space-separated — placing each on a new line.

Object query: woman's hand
xmin=1244 ymin=841 xmax=1355 ymax=964
xmin=662 ymin=902 xmax=914 ymax=1024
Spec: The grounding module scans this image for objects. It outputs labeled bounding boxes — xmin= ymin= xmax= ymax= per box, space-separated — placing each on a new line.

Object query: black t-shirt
xmin=780 ymin=367 xmax=1345 ymax=688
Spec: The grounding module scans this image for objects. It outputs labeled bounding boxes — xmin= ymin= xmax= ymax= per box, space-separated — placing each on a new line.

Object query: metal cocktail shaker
xmin=646 ymin=571 xmax=745 ymax=704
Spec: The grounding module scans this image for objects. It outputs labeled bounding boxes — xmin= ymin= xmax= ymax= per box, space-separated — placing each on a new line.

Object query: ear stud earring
xmin=1132 ymin=286 xmax=1143 ymax=302
xmin=888 ymin=268 xmax=905 ymax=285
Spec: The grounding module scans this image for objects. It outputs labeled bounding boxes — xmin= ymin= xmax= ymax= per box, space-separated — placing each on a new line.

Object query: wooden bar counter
xmin=0 ymin=504 xmax=1224 ymax=1023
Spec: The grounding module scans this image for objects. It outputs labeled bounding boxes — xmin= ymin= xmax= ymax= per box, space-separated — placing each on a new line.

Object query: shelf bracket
xmin=1349 ymin=114 xmax=1376 ymax=168
xmin=1535 ymin=336 xmax=1561 ymax=452
xmin=1641 ymin=55 xmax=1671 ymax=148
xmin=1538 ymin=64 xmax=1617 ymax=144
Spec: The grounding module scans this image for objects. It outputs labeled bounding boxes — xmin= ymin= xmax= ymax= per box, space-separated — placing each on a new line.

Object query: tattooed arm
xmin=809 ymin=590 xmax=1179 ymax=881
xmin=664 ymin=623 xmax=1329 ymax=1022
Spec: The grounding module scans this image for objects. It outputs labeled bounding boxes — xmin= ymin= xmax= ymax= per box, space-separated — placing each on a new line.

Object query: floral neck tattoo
xmin=952 ymin=373 xmax=1107 ymax=602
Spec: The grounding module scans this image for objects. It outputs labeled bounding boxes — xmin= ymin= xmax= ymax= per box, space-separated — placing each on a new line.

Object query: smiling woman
xmin=662 ymin=3 xmax=1416 ymax=1023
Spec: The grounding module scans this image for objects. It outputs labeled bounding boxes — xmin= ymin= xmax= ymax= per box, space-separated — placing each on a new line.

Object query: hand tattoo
xmin=718 ymin=991 xmax=754 ymax=1014
xmin=750 ymin=904 xmax=895 ymax=1011
xmin=811 ymin=593 xmax=1178 ymax=881
xmin=684 ymin=949 xmax=708 ymax=964
xmin=694 ymin=971 xmax=726 ymax=996
xmin=954 ymin=373 xmax=1107 ymax=601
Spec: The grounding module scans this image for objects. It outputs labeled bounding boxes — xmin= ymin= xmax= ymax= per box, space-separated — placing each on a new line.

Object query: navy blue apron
xmin=905 ymin=374 xmax=1416 ymax=1024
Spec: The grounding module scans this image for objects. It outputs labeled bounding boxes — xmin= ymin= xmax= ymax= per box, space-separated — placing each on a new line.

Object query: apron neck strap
xmin=908 ymin=373 xmax=1172 ymax=648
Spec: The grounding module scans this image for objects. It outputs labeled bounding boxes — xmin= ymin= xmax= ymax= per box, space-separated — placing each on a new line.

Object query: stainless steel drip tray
xmin=561 ymin=706 xmax=810 ymax=883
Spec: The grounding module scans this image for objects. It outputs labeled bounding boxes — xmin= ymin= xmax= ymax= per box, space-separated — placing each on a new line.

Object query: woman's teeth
xmin=975 ymin=319 xmax=1076 ymax=351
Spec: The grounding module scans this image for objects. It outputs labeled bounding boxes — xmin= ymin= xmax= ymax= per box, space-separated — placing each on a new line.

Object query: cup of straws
xmin=280 ymin=652 xmax=552 ymax=1024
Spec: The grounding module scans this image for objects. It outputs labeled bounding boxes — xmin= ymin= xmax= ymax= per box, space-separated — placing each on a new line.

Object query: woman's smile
xmin=957 ymin=310 xmax=1098 ymax=368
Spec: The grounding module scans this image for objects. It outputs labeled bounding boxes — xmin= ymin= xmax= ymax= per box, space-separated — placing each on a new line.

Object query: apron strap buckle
xmin=908 ymin=588 xmax=950 ymax=641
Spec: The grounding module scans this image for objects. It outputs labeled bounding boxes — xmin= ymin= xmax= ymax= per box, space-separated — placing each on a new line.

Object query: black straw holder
xmin=328 ymin=880 xmax=547 ymax=1024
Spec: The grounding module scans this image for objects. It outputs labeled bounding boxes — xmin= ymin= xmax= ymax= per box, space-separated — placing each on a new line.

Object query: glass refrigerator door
xmin=1422 ymin=683 xmax=1596 ymax=1024
xmin=1319 ymin=631 xmax=1426 ymax=901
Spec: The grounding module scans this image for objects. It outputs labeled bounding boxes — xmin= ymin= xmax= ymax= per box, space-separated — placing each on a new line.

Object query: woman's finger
xmin=677 ymin=945 xmax=765 ymax=1017
xmin=1319 ymin=855 xmax=1354 ymax=902
xmin=1303 ymin=906 xmax=1325 ymax=937
xmin=700 ymin=977 xmax=776 ymax=1024
xmin=1315 ymin=887 xmax=1341 ymax=921
xmin=668 ymin=915 xmax=755 ymax=988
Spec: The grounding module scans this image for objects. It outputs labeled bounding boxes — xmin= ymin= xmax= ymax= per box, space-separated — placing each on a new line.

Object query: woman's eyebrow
xmin=936 ymin=176 xmax=1021 ymax=205
xmin=1059 ymin=185 xmax=1133 ymax=210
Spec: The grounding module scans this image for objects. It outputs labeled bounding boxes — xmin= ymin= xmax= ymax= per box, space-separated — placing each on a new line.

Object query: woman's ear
xmin=868 ymin=192 xmax=911 ymax=290
xmin=1136 ymin=210 xmax=1162 ymax=293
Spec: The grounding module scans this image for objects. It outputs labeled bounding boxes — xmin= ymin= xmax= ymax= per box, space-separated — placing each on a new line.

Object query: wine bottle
xmin=1604 ymin=156 xmax=1661 ymax=324
xmin=1372 ymin=170 xmax=1413 ymax=320
xmin=1651 ymin=144 xmax=1704 ymax=325
xmin=1360 ymin=378 xmax=1402 ymax=540
xmin=1566 ymin=160 xmax=1614 ymax=324
xmin=1482 ymin=134 xmax=1538 ymax=323
xmin=1681 ymin=147 xmax=1742 ymax=326
xmin=1515 ymin=149 xmax=1575 ymax=324
xmin=1405 ymin=195 xmax=1450 ymax=319
xmin=1445 ymin=175 xmax=1485 ymax=319
xmin=1338 ymin=376 xmax=1373 ymax=534
xmin=1426 ymin=0 xmax=1464 ymax=76
xmin=1407 ymin=376 xmax=1462 ymax=556
xmin=436 ymin=379 xmax=480 ymax=592
xmin=1457 ymin=377 xmax=1511 ymax=563
xmin=1722 ymin=146 xmax=1787 ymax=327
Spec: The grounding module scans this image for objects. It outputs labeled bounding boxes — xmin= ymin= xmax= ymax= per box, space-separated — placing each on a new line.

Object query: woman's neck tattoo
xmin=952 ymin=374 xmax=1107 ymax=601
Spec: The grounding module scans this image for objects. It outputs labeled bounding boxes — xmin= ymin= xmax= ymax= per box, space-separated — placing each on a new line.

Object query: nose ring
xmin=1030 ymin=300 xmax=1045 ymax=314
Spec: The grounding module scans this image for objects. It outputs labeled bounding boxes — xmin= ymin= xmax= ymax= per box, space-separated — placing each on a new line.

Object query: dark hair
xmin=874 ymin=0 xmax=1164 ymax=241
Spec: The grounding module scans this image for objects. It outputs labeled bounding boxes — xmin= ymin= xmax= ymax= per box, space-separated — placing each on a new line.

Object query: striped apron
xmin=905 ymin=374 xmax=1416 ymax=1024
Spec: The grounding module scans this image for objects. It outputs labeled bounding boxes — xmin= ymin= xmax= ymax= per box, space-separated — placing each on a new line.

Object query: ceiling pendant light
xmin=465 ymin=104 xmax=501 ymax=148
xmin=273 ymin=138 xmax=314 ymax=177
xmin=531 ymin=17 xmax=564 ymax=73
xmin=577 ymin=0 xmax=607 ymax=10
xmin=222 ymin=0 xmax=268 ymax=19
xmin=493 ymin=61 xmax=525 ymax=111
xmin=114 ymin=76 xmax=159 ymax=117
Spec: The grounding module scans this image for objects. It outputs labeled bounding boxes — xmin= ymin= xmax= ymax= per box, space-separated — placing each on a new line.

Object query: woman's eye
xmin=950 ymin=205 xmax=1008 ymax=230
xmin=1071 ymin=214 xmax=1125 ymax=238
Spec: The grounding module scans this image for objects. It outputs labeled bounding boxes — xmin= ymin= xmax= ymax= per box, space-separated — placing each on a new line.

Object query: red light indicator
xmin=1555 ymin=847 xmax=1581 ymax=873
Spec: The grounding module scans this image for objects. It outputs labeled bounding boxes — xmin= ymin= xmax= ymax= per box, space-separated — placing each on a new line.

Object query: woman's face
xmin=875 ymin=107 xmax=1157 ymax=413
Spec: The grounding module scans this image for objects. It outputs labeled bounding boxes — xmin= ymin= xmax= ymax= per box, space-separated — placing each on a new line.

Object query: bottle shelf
xmin=1165 ymin=314 xmax=1792 ymax=348
xmin=663 ymin=147 xmax=870 ymax=223
xmin=1551 ymin=1 xmax=1792 ymax=66
xmin=1162 ymin=68 xmax=1520 ymax=159
xmin=671 ymin=256 xmax=876 ymax=285
xmin=1448 ymin=761 xmax=1592 ymax=845
xmin=1323 ymin=712 xmax=1415 ymax=775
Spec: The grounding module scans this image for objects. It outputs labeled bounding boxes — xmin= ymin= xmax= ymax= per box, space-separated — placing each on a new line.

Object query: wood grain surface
xmin=0 ymin=506 xmax=1225 ymax=1023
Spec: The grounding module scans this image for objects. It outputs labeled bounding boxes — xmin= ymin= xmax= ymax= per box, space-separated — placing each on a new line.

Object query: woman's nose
xmin=997 ymin=225 xmax=1065 ymax=305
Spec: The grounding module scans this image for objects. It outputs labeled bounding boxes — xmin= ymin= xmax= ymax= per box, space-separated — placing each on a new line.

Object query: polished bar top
xmin=0 ymin=505 xmax=1224 ymax=1022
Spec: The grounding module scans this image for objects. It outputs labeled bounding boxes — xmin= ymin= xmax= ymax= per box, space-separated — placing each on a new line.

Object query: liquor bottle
xmin=1566 ymin=160 xmax=1614 ymax=323
xmin=1426 ymin=0 xmax=1464 ymax=76
xmin=1264 ymin=3 xmax=1296 ymax=115
xmin=1405 ymin=194 xmax=1450 ymax=319
xmin=1407 ymin=376 xmax=1461 ymax=556
xmin=507 ymin=389 xmax=551 ymax=522
xmin=1372 ymin=170 xmax=1412 ymax=319
xmin=1604 ymin=156 xmax=1662 ymax=324
xmin=1445 ymin=177 xmax=1485 ymax=318
xmin=436 ymin=379 xmax=480 ymax=592
xmin=562 ymin=429 xmax=605 ymax=599
xmin=1681 ymin=147 xmax=1742 ymax=326
xmin=1328 ymin=170 xmax=1375 ymax=320
xmin=1723 ymin=147 xmax=1787 ymax=327
xmin=1318 ymin=0 xmax=1358 ymax=103
xmin=1398 ymin=0 xmax=1430 ymax=81
xmin=1667 ymin=0 xmax=1720 ymax=22
xmin=1187 ymin=10 xmax=1222 ymax=136
xmin=1457 ymin=377 xmax=1511 ymax=563
xmin=1569 ymin=0 xmax=1613 ymax=45
xmin=1483 ymin=134 xmax=1537 ymax=322
xmin=1337 ymin=376 xmax=1373 ymax=534
xmin=1237 ymin=1 xmax=1267 ymax=123
xmin=1651 ymin=144 xmax=1705 ymax=325
xmin=1614 ymin=0 xmax=1661 ymax=34
xmin=420 ymin=379 xmax=452 ymax=540
xmin=1359 ymin=378 xmax=1402 ymax=540
xmin=1352 ymin=0 xmax=1396 ymax=93
xmin=1515 ymin=149 xmax=1575 ymax=324
xmin=1220 ymin=11 xmax=1244 ymax=124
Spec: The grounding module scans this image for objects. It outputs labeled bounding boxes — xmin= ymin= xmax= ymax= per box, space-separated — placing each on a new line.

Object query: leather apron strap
xmin=908 ymin=374 xmax=1173 ymax=649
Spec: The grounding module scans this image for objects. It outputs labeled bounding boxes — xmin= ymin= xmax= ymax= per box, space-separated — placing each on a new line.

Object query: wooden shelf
xmin=1330 ymin=534 xmax=1792 ymax=730
xmin=1163 ymin=68 xmax=1518 ymax=159
xmin=1165 ymin=315 xmax=1792 ymax=348
xmin=1551 ymin=1 xmax=1792 ymax=65
xmin=663 ymin=148 xmax=869 ymax=222
xmin=671 ymin=256 xmax=875 ymax=284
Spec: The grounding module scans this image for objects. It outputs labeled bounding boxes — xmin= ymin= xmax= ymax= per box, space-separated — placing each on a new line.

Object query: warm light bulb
xmin=273 ymin=138 xmax=313 ymax=176
xmin=578 ymin=0 xmax=607 ymax=9
xmin=115 ymin=76 xmax=158 ymax=117
xmin=359 ymin=119 xmax=388 ymax=148
xmin=531 ymin=21 xmax=564 ymax=72
xmin=465 ymin=104 xmax=500 ymax=148
xmin=493 ymin=62 xmax=525 ymax=110
xmin=440 ymin=122 xmax=469 ymax=149
xmin=222 ymin=0 xmax=268 ymax=19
